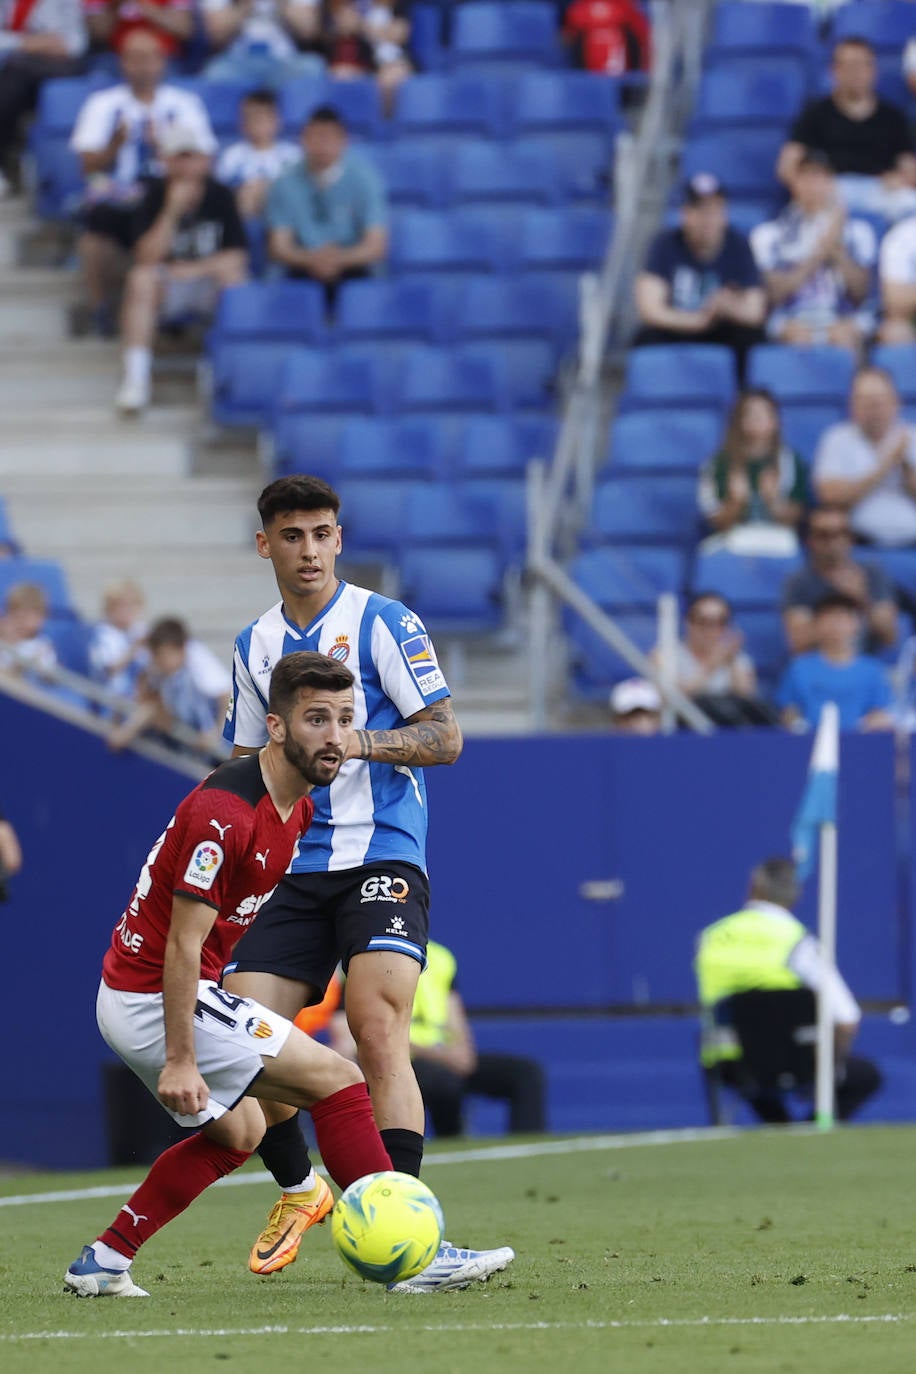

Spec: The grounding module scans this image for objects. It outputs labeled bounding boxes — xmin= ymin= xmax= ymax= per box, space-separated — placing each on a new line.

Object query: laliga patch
xmin=402 ymin=634 xmax=446 ymax=697
xmin=184 ymin=841 xmax=224 ymax=891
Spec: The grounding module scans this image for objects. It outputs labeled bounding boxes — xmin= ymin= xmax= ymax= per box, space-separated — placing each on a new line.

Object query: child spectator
xmin=776 ymin=593 xmax=894 ymax=731
xmin=108 ymin=616 xmax=230 ymax=755
xmin=698 ymin=390 xmax=808 ymax=539
xmin=88 ymin=580 xmax=148 ymax=697
xmin=216 ymin=89 xmax=301 ymax=221
xmin=202 ymin=0 xmax=325 ymax=88
xmin=0 ymin=583 xmax=57 ymax=677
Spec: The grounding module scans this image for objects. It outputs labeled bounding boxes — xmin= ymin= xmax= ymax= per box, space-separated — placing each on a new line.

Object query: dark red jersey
xmin=102 ymin=754 xmax=313 ymax=994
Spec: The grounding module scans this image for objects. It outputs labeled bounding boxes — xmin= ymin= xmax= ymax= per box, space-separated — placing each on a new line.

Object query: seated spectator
xmin=70 ymin=29 xmax=216 ymax=336
xmin=0 ymin=583 xmax=57 ymax=677
xmin=813 ymin=366 xmax=916 ymax=547
xmin=323 ymin=1 xmax=412 ymax=109
xmin=783 ymin=506 xmax=898 ymax=657
xmin=878 ymin=212 xmax=916 ymax=344
xmin=216 ymin=89 xmax=301 ymax=221
xmin=651 ymin=593 xmax=771 ymax=728
xmin=751 ymin=150 xmax=876 ymax=351
xmin=610 ymin=677 xmax=662 ymax=735
xmin=776 ymin=592 xmax=894 ymax=731
xmin=0 ymin=0 xmax=87 ymax=196
xmin=109 ymin=616 xmax=230 ymax=754
xmin=777 ymin=37 xmax=916 ymax=223
xmin=88 ymin=579 xmax=148 ymax=697
xmin=698 ymin=389 xmax=808 ymax=539
xmin=202 ymin=0 xmax=324 ymax=88
xmin=322 ymin=0 xmax=375 ymax=77
xmin=563 ymin=0 xmax=650 ymax=76
xmin=85 ymin=0 xmax=192 ymax=59
xmin=116 ymin=123 xmax=248 ymax=414
xmin=0 ymin=805 xmax=22 ymax=902
xmin=267 ymin=105 xmax=388 ymax=304
xmin=634 ymin=173 xmax=766 ymax=379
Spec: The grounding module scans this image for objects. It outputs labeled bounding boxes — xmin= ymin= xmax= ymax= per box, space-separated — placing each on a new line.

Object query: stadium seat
xmin=210 ymin=341 xmax=298 ymax=427
xmin=619 ymin=346 xmax=737 ymax=411
xmin=692 ymin=548 xmax=803 ymax=607
xmin=402 ymin=483 xmax=502 ymax=545
xmin=779 ymin=403 xmax=844 ymax=464
xmin=452 ymin=414 xmax=558 ymax=478
xmin=450 ymin=3 xmax=559 ymax=67
xmin=392 ymin=73 xmax=507 ymax=136
xmin=209 ymin=282 xmax=326 ymax=347
xmin=398 ymin=546 xmax=505 ymax=633
xmin=510 ymin=71 xmax=621 ymax=135
xmin=464 ymin=477 xmax=528 ymax=554
xmin=724 ymin=197 xmax=784 ymax=237
xmin=518 ymin=207 xmax=610 ymax=270
xmin=734 ymin=609 xmax=790 ymax=690
xmin=337 ymin=417 xmax=452 ymax=479
xmin=368 ymin=142 xmax=447 ymax=208
xmin=590 ymin=477 xmax=700 ymax=546
xmin=523 ymin=133 xmax=613 ymax=202
xmin=335 ymin=278 xmax=440 ymax=343
xmin=868 ymin=549 xmax=916 ymax=602
xmin=450 ymin=274 xmax=578 ymax=346
xmin=570 ymin=546 xmax=685 ymax=609
xmin=747 ymin=345 xmax=857 ymax=405
xmin=32 ymin=75 xmax=108 ymax=137
xmin=706 ymin=2 xmax=816 ymax=59
xmin=872 ymin=345 xmax=916 ymax=404
xmin=691 ymin=61 xmax=809 ymax=132
xmin=0 ymin=559 xmax=72 ymax=616
xmin=45 ymin=619 xmax=93 ymax=676
xmin=272 ymin=347 xmax=389 ymax=419
xmin=566 ymin=613 xmax=660 ymax=694
xmin=194 ymin=81 xmax=250 ymax=137
xmin=465 ymin=340 xmax=556 ymax=408
xmin=680 ymin=129 xmax=785 ymax=197
xmin=280 ymin=77 xmax=382 ymax=138
xmin=606 ymin=410 xmax=723 ymax=475
xmin=390 ymin=209 xmax=504 ymax=272
xmin=449 ymin=140 xmax=562 ymax=206
xmin=832 ymin=2 xmax=916 ymax=55
xmin=0 ymin=497 xmax=18 ymax=554
xmin=396 ymin=345 xmax=502 ymax=412
xmin=267 ymin=414 xmax=347 ymax=480
xmin=408 ymin=2 xmax=445 ymax=72
xmin=32 ymin=138 xmax=84 ymax=220
xmin=336 ymin=479 xmax=418 ymax=557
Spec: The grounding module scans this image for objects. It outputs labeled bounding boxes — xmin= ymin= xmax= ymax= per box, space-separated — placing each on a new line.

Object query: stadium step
xmin=0 ymin=406 xmax=198 ymax=476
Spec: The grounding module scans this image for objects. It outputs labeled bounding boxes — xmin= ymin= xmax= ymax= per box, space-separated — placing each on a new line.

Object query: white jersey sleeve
xmin=224 ymin=635 xmax=270 ymax=748
xmin=371 ymin=601 xmax=451 ymax=719
xmin=70 ymin=87 xmax=121 ymax=154
xmin=788 ymin=934 xmax=861 ymax=1025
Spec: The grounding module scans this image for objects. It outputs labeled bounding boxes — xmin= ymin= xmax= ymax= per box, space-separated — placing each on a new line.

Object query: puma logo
xmin=121 ymin=1205 xmax=148 ymax=1228
xmin=256 ymin=850 xmax=269 ymax=868
xmin=210 ymin=819 xmax=232 ymax=840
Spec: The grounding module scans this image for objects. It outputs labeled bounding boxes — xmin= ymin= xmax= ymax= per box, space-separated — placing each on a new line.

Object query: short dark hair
xmin=257 ymin=475 xmax=341 ymax=528
xmin=306 ymin=104 xmax=346 ymax=130
xmin=814 ymin=591 xmax=860 ymax=616
xmin=833 ymin=36 xmax=876 ymax=60
xmin=749 ymin=857 xmax=799 ymax=909
xmin=148 ymin=617 xmax=188 ymax=651
xmin=242 ymin=88 xmax=278 ymax=110
xmin=268 ymin=650 xmax=354 ymax=718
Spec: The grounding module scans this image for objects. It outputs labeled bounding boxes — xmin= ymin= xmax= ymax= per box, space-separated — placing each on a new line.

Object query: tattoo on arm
xmin=357 ymin=700 xmax=463 ymax=767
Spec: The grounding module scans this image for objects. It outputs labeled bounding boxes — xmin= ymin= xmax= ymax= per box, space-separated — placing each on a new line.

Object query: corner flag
xmin=791 ymin=703 xmax=839 ymax=881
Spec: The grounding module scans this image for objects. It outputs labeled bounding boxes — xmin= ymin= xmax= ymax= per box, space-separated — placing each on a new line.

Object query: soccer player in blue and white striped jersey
xmin=222 ymin=475 xmax=514 ymax=1292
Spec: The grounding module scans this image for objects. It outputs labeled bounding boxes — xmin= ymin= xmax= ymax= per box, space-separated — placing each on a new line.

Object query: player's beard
xmin=283 ymin=734 xmax=344 ymax=788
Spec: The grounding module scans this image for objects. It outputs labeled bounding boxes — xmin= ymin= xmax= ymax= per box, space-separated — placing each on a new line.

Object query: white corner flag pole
xmin=813 ymin=703 xmax=840 ymax=1131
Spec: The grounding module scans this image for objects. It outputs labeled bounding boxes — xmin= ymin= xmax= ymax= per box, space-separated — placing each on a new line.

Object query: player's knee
xmin=352 ymin=1015 xmax=411 ymax=1076
xmin=125 ymin=263 xmax=159 ymax=299
xmin=328 ymin=1054 xmax=365 ymax=1093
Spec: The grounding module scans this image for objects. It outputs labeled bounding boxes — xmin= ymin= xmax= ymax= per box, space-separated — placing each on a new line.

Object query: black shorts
xmin=224 ymin=860 xmax=429 ymax=1002
xmin=82 ymin=200 xmax=139 ymax=249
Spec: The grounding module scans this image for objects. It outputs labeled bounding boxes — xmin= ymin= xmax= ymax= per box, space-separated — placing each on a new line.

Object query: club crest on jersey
xmin=257 ymin=655 xmax=271 ymax=677
xmin=184 ymin=841 xmax=224 ymax=891
xmin=329 ymin=634 xmax=350 ymax=663
xmin=401 ymin=634 xmax=446 ymax=697
xmin=246 ymin=1017 xmax=273 ymax=1040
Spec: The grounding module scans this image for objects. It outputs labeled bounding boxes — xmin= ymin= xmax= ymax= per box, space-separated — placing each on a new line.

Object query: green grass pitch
xmin=3 ymin=1127 xmax=916 ymax=1374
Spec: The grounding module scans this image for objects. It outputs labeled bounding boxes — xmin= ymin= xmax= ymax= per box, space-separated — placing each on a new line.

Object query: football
xmin=330 ymin=1170 xmax=445 ymax=1284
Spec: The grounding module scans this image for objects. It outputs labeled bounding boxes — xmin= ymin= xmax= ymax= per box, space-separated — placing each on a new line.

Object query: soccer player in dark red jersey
xmin=64 ymin=651 xmax=393 ymax=1298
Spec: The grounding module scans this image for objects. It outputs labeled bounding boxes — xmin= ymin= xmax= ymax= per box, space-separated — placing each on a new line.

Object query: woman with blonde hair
xmin=698 ymin=388 xmax=809 ymax=537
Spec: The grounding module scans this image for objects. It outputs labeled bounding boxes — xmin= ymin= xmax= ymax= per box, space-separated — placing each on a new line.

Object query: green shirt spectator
xmin=698 ymin=389 xmax=809 ymax=534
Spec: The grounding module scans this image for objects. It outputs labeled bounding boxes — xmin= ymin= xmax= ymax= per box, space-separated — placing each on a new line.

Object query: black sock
xmin=380 ymin=1128 xmax=424 ymax=1178
xmin=257 ymin=1113 xmax=314 ymax=1189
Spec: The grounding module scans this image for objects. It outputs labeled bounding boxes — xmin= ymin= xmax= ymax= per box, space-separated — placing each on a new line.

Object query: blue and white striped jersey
xmin=223 ymin=581 xmax=451 ymax=874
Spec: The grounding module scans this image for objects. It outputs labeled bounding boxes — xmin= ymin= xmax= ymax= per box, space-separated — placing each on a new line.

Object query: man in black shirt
xmin=116 ymin=122 xmax=249 ymax=415
xmin=777 ymin=37 xmax=916 ymax=222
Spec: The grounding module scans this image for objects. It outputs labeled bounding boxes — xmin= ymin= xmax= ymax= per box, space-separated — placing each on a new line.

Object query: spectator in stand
xmin=0 ymin=0 xmax=87 ymax=197
xmin=878 ymin=212 xmax=916 ymax=344
xmin=202 ymin=0 xmax=325 ymax=88
xmin=88 ymin=579 xmax=148 ymax=697
xmin=109 ymin=616 xmax=231 ymax=755
xmin=562 ymin=0 xmax=650 ymax=76
xmin=116 ymin=122 xmax=248 ymax=414
xmin=776 ymin=592 xmax=894 ymax=731
xmin=650 ymin=593 xmax=771 ymax=728
xmin=0 ymin=583 xmax=57 ymax=677
xmin=216 ymin=89 xmax=301 ymax=221
xmin=267 ymin=105 xmax=388 ymax=304
xmin=751 ymin=150 xmax=876 ymax=351
xmin=85 ymin=0 xmax=192 ymax=59
xmin=609 ymin=678 xmax=662 ymax=735
xmin=0 ymin=806 xmax=22 ymax=903
xmin=813 ymin=366 xmax=916 ymax=547
xmin=777 ymin=37 xmax=916 ymax=222
xmin=698 ymin=390 xmax=808 ymax=539
xmin=356 ymin=1 xmax=412 ymax=107
xmin=70 ymin=29 xmax=216 ymax=336
xmin=634 ymin=173 xmax=766 ymax=379
xmin=782 ymin=506 xmax=898 ymax=658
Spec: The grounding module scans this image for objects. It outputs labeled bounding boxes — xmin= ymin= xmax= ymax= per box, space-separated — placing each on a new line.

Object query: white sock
xmin=123 ymin=347 xmax=152 ymax=388
xmin=282 ymin=1169 xmax=318 ymax=1196
xmin=92 ymin=1240 xmax=132 ymax=1272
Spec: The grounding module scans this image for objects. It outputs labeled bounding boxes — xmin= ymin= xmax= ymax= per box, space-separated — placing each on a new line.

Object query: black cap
xmin=683 ymin=172 xmax=726 ymax=205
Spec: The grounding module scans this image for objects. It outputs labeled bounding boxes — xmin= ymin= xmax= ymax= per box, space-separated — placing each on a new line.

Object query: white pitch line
xmin=0 ymin=1315 xmax=909 ymax=1343
xmin=0 ymin=1127 xmax=741 ymax=1209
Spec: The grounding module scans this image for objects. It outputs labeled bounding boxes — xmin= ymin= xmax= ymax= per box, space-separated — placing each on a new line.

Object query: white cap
xmin=610 ymin=678 xmax=661 ymax=716
xmin=159 ymin=122 xmax=211 ymax=157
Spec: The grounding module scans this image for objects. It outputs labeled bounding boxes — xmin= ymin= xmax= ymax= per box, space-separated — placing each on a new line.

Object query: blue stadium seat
xmin=566 ymin=613 xmax=661 ymax=694
xmin=779 ymin=403 xmax=844 ymax=464
xmin=45 ymin=619 xmax=92 ymax=676
xmin=450 ymin=274 xmax=578 ymax=345
xmin=369 ymin=141 xmax=447 ymax=207
xmin=449 ymin=140 xmax=561 ymax=205
xmin=464 ymin=340 xmax=556 ymax=408
xmin=867 ymin=549 xmax=916 ymax=601
xmin=393 ymin=73 xmax=507 ymax=136
xmin=391 ymin=209 xmax=504 ymax=272
xmin=518 ymin=207 xmax=610 ymax=270
xmin=453 ymin=414 xmax=558 ymax=477
xmin=691 ymin=61 xmax=809 ymax=132
xmin=872 ymin=345 xmax=916 ymax=404
xmin=832 ymin=2 xmax=916 ymax=54
xmin=681 ymin=129 xmax=784 ymax=197
xmin=523 ymin=133 xmax=613 ymax=202
xmin=0 ymin=497 xmax=18 ymax=553
xmin=210 ymin=341 xmax=298 ymax=426
xmin=724 ymin=197 xmax=784 ymax=237
xmin=733 ymin=609 xmax=790 ymax=689
xmin=0 ymin=559 xmax=72 ymax=616
xmin=510 ymin=71 xmax=621 ymax=135
xmin=267 ymin=415 xmax=347 ymax=480
xmin=398 ymin=546 xmax=505 ymax=633
xmin=396 ymin=345 xmax=502 ymax=412
xmin=692 ymin=548 xmax=803 ymax=607
xmin=194 ymin=81 xmax=250 ymax=137
xmin=337 ymin=417 xmax=451 ymax=479
xmin=606 ymin=409 xmax=723 ymax=475
xmin=335 ymin=278 xmax=440 ymax=343
xmin=272 ymin=347 xmax=389 ymax=418
xmin=402 ymin=483 xmax=502 ymax=545
xmin=210 ymin=282 xmax=326 ymax=347
xmin=450 ymin=3 xmax=559 ymax=67
xmin=570 ymin=546 xmax=685 ymax=609
xmin=747 ymin=345 xmax=857 ymax=405
xmin=620 ymin=346 xmax=737 ymax=411
xmin=337 ymin=479 xmax=418 ymax=557
xmin=33 ymin=76 xmax=99 ymax=136
xmin=464 ymin=477 xmax=528 ymax=553
xmin=409 ymin=3 xmax=446 ymax=72
xmin=280 ymin=77 xmax=382 ymax=137
xmin=590 ymin=477 xmax=699 ymax=546
xmin=707 ymin=2 xmax=816 ymax=59
xmin=32 ymin=138 xmax=84 ymax=219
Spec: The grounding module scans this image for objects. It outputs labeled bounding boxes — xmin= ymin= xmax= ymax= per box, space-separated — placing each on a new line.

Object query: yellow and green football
xmin=331 ymin=1170 xmax=445 ymax=1284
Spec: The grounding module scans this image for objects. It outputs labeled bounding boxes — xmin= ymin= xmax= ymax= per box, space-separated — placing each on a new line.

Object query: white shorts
xmin=96 ymin=978 xmax=294 ymax=1128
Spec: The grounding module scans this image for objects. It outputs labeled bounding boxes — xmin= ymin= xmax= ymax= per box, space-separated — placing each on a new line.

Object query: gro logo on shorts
xmin=360 ymin=875 xmax=410 ymax=904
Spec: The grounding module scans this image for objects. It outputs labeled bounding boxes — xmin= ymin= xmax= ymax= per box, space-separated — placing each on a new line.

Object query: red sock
xmin=311 ymin=1082 xmax=392 ymax=1190
xmin=98 ymin=1133 xmax=251 ymax=1259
